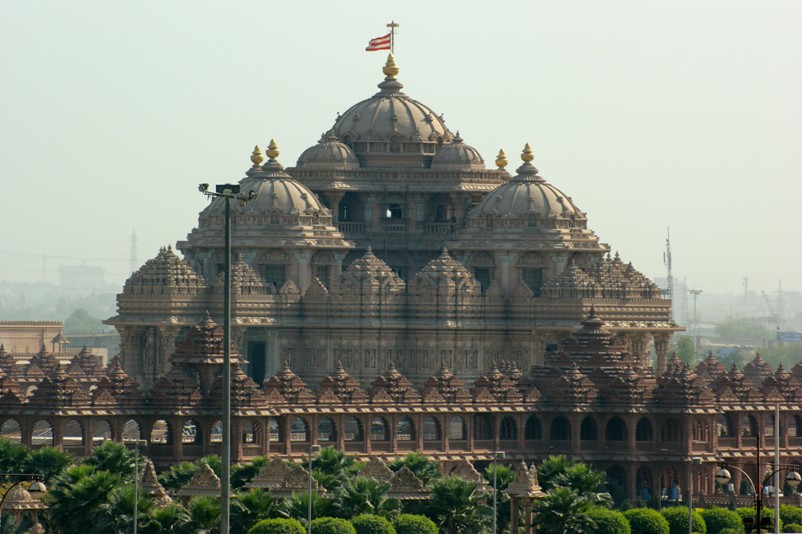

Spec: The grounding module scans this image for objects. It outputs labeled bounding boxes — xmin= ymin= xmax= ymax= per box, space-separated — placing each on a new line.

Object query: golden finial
xmin=521 ymin=143 xmax=534 ymax=163
xmin=495 ymin=149 xmax=508 ymax=170
xmin=383 ymin=53 xmax=399 ymax=79
xmin=266 ymin=139 xmax=279 ymax=160
xmin=250 ymin=145 xmax=264 ymax=167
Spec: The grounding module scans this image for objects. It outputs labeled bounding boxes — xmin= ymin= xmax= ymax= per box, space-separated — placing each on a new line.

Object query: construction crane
xmin=663 ymin=227 xmax=674 ymax=321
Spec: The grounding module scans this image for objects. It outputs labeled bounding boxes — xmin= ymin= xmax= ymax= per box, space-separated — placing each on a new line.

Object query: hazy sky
xmin=1 ymin=0 xmax=800 ymax=295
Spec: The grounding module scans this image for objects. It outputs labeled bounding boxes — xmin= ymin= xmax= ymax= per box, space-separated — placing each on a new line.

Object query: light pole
xmin=0 ymin=474 xmax=46 ymax=530
xmin=687 ymin=458 xmax=702 ymax=534
xmin=128 ymin=439 xmax=147 ymax=534
xmin=307 ymin=444 xmax=321 ymax=534
xmin=715 ymin=465 xmax=801 ymax=533
xmin=689 ymin=289 xmax=703 ymax=353
xmin=492 ymin=450 xmax=506 ymax=534
xmin=199 ymin=182 xmax=256 ymax=534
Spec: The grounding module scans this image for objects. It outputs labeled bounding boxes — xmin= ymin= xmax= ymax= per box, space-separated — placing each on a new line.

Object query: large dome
xmin=296 ymin=133 xmax=359 ymax=170
xmin=431 ymin=133 xmax=485 ymax=170
xmin=331 ymin=55 xmax=449 ymax=144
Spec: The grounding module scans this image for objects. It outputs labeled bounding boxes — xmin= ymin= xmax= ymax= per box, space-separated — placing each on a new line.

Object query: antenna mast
xmin=663 ymin=227 xmax=674 ymax=320
xmin=129 ymin=230 xmax=138 ymax=274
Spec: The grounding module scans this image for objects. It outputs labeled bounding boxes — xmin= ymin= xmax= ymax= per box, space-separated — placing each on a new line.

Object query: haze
xmin=1 ymin=0 xmax=799 ymax=296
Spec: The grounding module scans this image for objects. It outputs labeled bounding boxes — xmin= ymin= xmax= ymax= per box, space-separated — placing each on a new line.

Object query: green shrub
xmin=350 ymin=514 xmax=396 ymax=534
xmin=588 ymin=507 xmax=631 ymax=534
xmin=312 ymin=517 xmax=357 ymax=534
xmin=624 ymin=508 xmax=670 ymax=534
xmin=718 ymin=529 xmax=741 ymax=534
xmin=734 ymin=506 xmax=781 ymax=532
xmin=781 ymin=505 xmax=802 ymax=529
xmin=661 ymin=506 xmax=706 ymax=534
xmin=248 ymin=517 xmax=306 ymax=534
xmin=392 ymin=514 xmax=437 ymax=534
xmin=700 ymin=508 xmax=743 ymax=534
xmin=783 ymin=524 xmax=802 ymax=533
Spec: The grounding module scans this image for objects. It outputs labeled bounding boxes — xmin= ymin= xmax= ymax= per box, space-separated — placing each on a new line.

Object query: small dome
xmin=297 ymin=134 xmax=359 ymax=170
xmin=468 ymin=144 xmax=583 ymax=221
xmin=431 ymin=133 xmax=485 ymax=170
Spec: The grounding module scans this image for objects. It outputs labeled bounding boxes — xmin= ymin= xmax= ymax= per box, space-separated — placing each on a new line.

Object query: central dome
xmin=328 ymin=55 xmax=453 ymax=166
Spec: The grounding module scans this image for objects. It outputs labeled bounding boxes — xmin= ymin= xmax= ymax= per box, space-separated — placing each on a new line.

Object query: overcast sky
xmin=1 ymin=0 xmax=800 ymax=296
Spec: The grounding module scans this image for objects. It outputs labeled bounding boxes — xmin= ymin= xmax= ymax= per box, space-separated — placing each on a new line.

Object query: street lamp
xmin=0 ymin=474 xmax=46 ymax=531
xmin=687 ymin=458 xmax=702 ymax=534
xmin=689 ymin=289 xmax=703 ymax=353
xmin=492 ymin=450 xmax=506 ymax=534
xmin=715 ymin=466 xmax=801 ymax=533
xmin=127 ymin=439 xmax=148 ymax=534
xmin=307 ymin=444 xmax=321 ymax=534
xmin=199 ymin=181 xmax=257 ymax=534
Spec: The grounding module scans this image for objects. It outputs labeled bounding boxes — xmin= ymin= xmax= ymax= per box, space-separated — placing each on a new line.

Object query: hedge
xmin=783 ymin=524 xmax=802 ymax=533
xmin=624 ymin=508 xmax=670 ymax=534
xmin=735 ymin=506 xmax=782 ymax=531
xmin=350 ymin=515 xmax=396 ymax=534
xmin=780 ymin=505 xmax=802 ymax=528
xmin=249 ymin=518 xmax=306 ymax=534
xmin=661 ymin=506 xmax=706 ymax=534
xmin=392 ymin=514 xmax=438 ymax=534
xmin=312 ymin=517 xmax=357 ymax=534
xmin=587 ymin=507 xmax=631 ymax=534
xmin=700 ymin=508 xmax=742 ymax=534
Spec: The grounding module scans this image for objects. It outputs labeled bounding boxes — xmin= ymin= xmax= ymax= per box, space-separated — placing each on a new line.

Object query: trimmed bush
xmin=661 ymin=506 xmax=706 ymax=534
xmin=350 ymin=515 xmax=396 ymax=534
xmin=248 ymin=517 xmax=306 ymax=534
xmin=588 ymin=507 xmax=631 ymax=534
xmin=312 ymin=517 xmax=357 ymax=534
xmin=700 ymin=508 xmax=742 ymax=534
xmin=784 ymin=523 xmax=802 ymax=533
xmin=735 ymin=506 xmax=782 ymax=531
xmin=624 ymin=508 xmax=670 ymax=534
xmin=392 ymin=514 xmax=437 ymax=534
xmin=781 ymin=505 xmax=802 ymax=528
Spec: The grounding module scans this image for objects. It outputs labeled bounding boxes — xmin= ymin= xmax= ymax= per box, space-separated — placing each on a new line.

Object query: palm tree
xmin=83 ymin=441 xmax=139 ymax=480
xmin=281 ymin=492 xmax=333 ymax=525
xmin=537 ymin=455 xmax=573 ymax=491
xmin=387 ymin=452 xmax=441 ymax=485
xmin=46 ymin=467 xmax=120 ymax=534
xmin=0 ymin=440 xmax=27 ymax=474
xmin=483 ymin=464 xmax=515 ymax=533
xmin=96 ymin=483 xmax=152 ymax=533
xmin=330 ymin=476 xmax=400 ymax=520
xmin=425 ymin=477 xmax=492 ymax=534
xmin=532 ymin=487 xmax=596 ymax=534
xmin=231 ymin=456 xmax=269 ymax=490
xmin=22 ymin=446 xmax=73 ymax=483
xmin=306 ymin=447 xmax=359 ymax=492
xmin=139 ymin=502 xmax=192 ymax=534
xmin=187 ymin=495 xmax=220 ymax=534
xmin=552 ymin=463 xmax=612 ymax=505
xmin=231 ymin=488 xmax=287 ymax=532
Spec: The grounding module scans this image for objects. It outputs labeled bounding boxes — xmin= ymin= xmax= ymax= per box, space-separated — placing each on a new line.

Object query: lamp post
xmin=686 ymin=458 xmax=702 ymax=534
xmin=0 ymin=474 xmax=46 ymax=531
xmin=715 ymin=465 xmax=801 ymax=533
xmin=199 ymin=182 xmax=256 ymax=534
xmin=307 ymin=444 xmax=321 ymax=534
xmin=492 ymin=450 xmax=506 ymax=534
xmin=689 ymin=289 xmax=703 ymax=353
xmin=128 ymin=439 xmax=147 ymax=534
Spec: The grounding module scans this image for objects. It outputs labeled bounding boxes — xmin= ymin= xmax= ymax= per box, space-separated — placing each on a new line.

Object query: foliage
xmin=158 ymin=461 xmax=200 ymax=494
xmin=762 ymin=342 xmax=802 ymax=369
xmin=0 ymin=440 xmax=27 ymax=474
xmin=63 ymin=308 xmax=107 ymax=335
xmin=46 ymin=467 xmax=120 ymax=533
xmin=139 ymin=502 xmax=192 ymax=533
xmin=392 ymin=514 xmax=438 ymax=534
xmin=538 ymin=455 xmax=574 ymax=491
xmin=674 ymin=336 xmax=697 ymax=364
xmin=780 ymin=504 xmax=802 ymax=527
xmin=350 ymin=514 xmax=396 ymax=534
xmin=700 ymin=508 xmax=743 ymax=534
xmin=95 ymin=483 xmax=152 ymax=533
xmin=714 ymin=316 xmax=773 ymax=343
xmin=734 ymin=506 xmax=781 ymax=531
xmin=232 ymin=488 xmax=288 ymax=532
xmin=248 ymin=517 xmax=306 ymax=534
xmin=312 ymin=517 xmax=357 ymax=534
xmin=83 ymin=441 xmax=139 ymax=480
xmin=553 ymin=462 xmax=612 ymax=505
xmin=783 ymin=523 xmax=802 ymax=533
xmin=331 ymin=476 xmax=400 ymax=520
xmin=661 ymin=506 xmax=706 ymax=534
xmin=533 ymin=487 xmax=596 ymax=534
xmin=624 ymin=508 xmax=670 ymax=534
xmin=482 ymin=464 xmax=514 ymax=532
xmin=22 ymin=446 xmax=73 ymax=483
xmin=232 ymin=456 xmax=269 ymax=490
xmin=587 ymin=507 xmax=631 ymax=534
xmin=425 ymin=476 xmax=491 ymax=533
xmin=187 ymin=495 xmax=221 ymax=534
xmin=387 ymin=452 xmax=441 ymax=485
xmin=282 ymin=490 xmax=334 ymax=522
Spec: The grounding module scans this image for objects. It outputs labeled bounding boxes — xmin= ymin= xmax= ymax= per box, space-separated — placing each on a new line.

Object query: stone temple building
xmin=2 ymin=54 xmax=801 ymax=505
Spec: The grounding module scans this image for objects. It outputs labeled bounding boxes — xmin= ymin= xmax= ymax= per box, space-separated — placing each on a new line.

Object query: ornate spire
xmin=266 ymin=139 xmax=279 ymax=161
xmin=495 ymin=149 xmax=508 ymax=170
xmin=250 ymin=144 xmax=264 ymax=168
xmin=513 ymin=143 xmax=543 ymax=181
xmin=521 ymin=143 xmax=534 ymax=163
xmin=383 ymin=53 xmax=399 ymax=79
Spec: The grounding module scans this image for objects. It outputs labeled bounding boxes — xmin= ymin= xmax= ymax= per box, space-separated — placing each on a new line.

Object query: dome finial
xmin=521 ymin=143 xmax=534 ymax=163
xmin=495 ymin=149 xmax=508 ymax=170
xmin=383 ymin=53 xmax=399 ymax=79
xmin=266 ymin=139 xmax=280 ymax=161
xmin=250 ymin=145 xmax=264 ymax=168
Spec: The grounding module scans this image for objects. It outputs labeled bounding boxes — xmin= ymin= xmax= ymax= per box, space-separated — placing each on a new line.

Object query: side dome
xmin=431 ymin=133 xmax=485 ymax=170
xmin=296 ymin=133 xmax=359 ymax=170
xmin=467 ymin=144 xmax=585 ymax=225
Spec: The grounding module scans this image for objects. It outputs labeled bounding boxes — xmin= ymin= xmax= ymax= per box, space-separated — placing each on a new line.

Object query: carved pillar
xmin=653 ymin=333 xmax=670 ymax=375
xmin=390 ymin=414 xmax=398 ymax=454
xmin=172 ymin=418 xmax=184 ymax=461
xmin=510 ymin=496 xmax=520 ymax=534
xmin=626 ymin=463 xmax=638 ymax=503
xmin=324 ymin=191 xmax=345 ymax=226
xmin=84 ymin=418 xmax=94 ymax=456
xmin=441 ymin=414 xmax=449 ymax=452
xmin=416 ymin=414 xmax=424 ymax=452
xmin=627 ymin=415 xmax=637 ymax=456
xmin=523 ymin=498 xmax=534 ymax=534
xmin=232 ymin=419 xmax=243 ymax=462
xmin=570 ymin=415 xmax=580 ymax=454
xmin=493 ymin=414 xmax=501 ymax=452
xmin=365 ymin=195 xmax=379 ymax=232
xmin=497 ymin=253 xmax=515 ymax=293
xmin=364 ymin=414 xmax=372 ymax=454
xmin=333 ymin=253 xmax=347 ymax=281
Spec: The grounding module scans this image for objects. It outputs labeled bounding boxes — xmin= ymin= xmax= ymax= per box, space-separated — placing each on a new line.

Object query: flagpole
xmin=387 ymin=20 xmax=399 ymax=55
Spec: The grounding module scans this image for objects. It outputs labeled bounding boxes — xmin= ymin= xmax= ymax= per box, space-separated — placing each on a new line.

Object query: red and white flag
xmin=365 ymin=33 xmax=391 ymax=51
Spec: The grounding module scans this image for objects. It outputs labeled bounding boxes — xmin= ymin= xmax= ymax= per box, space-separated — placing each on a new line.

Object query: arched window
xmin=660 ymin=418 xmax=682 ymax=442
xmin=371 ymin=417 xmax=389 ymax=442
xmin=606 ymin=417 xmax=627 ymax=442
xmin=318 ymin=417 xmax=336 ymax=444
xmin=182 ymin=420 xmax=201 ymax=445
xmin=635 ymin=418 xmax=653 ymax=442
xmin=580 ymin=417 xmax=597 ymax=441
xmin=525 ymin=416 xmax=542 ymax=440
xmin=449 ymin=416 xmax=466 ymax=441
xmin=500 ymin=416 xmax=517 ymax=441
xmin=551 ymin=416 xmax=571 ymax=441
xmin=423 ymin=417 xmax=441 ymax=441
xmin=268 ymin=418 xmax=281 ymax=442
xmin=64 ymin=419 xmax=84 ymax=447
xmin=716 ymin=414 xmax=734 ymax=437
xmin=396 ymin=417 xmax=415 ymax=442
xmin=290 ymin=417 xmax=309 ymax=442
xmin=211 ymin=420 xmax=223 ymax=443
xmin=150 ymin=419 xmax=171 ymax=445
xmin=344 ymin=417 xmax=363 ymax=442
xmin=0 ymin=419 xmax=22 ymax=444
xmin=741 ymin=415 xmax=758 ymax=438
xmin=474 ymin=414 xmax=493 ymax=440
xmin=94 ymin=420 xmax=113 ymax=443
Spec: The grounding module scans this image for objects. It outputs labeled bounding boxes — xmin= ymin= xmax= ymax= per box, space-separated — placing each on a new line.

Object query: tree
xmin=674 ymin=336 xmax=697 ymax=364
xmin=248 ymin=518 xmax=306 ymax=534
xmin=281 ymin=491 xmax=333 ymax=524
xmin=139 ymin=502 xmax=192 ymax=533
xmin=350 ymin=514 xmax=396 ymax=534
xmin=532 ymin=487 xmax=596 ymax=534
xmin=232 ymin=488 xmax=287 ymax=532
xmin=425 ymin=476 xmax=491 ymax=534
xmin=587 ymin=507 xmax=631 ymax=534
xmin=387 ymin=453 xmax=441 ymax=485
xmin=553 ymin=463 xmax=611 ymax=505
xmin=232 ymin=456 xmax=269 ymax=490
xmin=96 ymin=483 xmax=152 ymax=534
xmin=779 ymin=504 xmax=802 ymax=529
xmin=661 ymin=506 xmax=707 ymax=534
xmin=22 ymin=447 xmax=73 ymax=483
xmin=0 ymin=440 xmax=27 ymax=474
xmin=331 ymin=477 xmax=400 ymax=520
xmin=482 ymin=464 xmax=515 ymax=533
xmin=624 ymin=508 xmax=670 ymax=534
xmin=63 ymin=308 xmax=105 ymax=335
xmin=46 ymin=467 xmax=120 ymax=533
xmin=700 ymin=508 xmax=743 ymax=534
xmin=538 ymin=455 xmax=574 ymax=491
xmin=392 ymin=514 xmax=437 ymax=534
xmin=187 ymin=495 xmax=221 ymax=534
xmin=714 ymin=317 xmax=773 ymax=343
xmin=310 ymin=448 xmax=360 ymax=492
xmin=83 ymin=441 xmax=139 ymax=480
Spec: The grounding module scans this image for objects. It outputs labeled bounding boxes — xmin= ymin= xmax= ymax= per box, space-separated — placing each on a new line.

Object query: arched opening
xmin=318 ymin=417 xmax=337 ymax=445
xmin=63 ymin=419 xmax=84 ymax=450
xmin=32 ymin=420 xmax=53 ymax=447
xmin=122 ymin=419 xmax=141 ymax=442
xmin=290 ymin=417 xmax=309 ymax=442
xmin=715 ymin=414 xmax=735 ymax=437
xmin=474 ymin=414 xmax=493 ymax=441
xmin=151 ymin=419 xmax=172 ymax=445
xmin=637 ymin=465 xmax=654 ymax=502
xmin=344 ymin=417 xmax=363 ymax=442
xmin=267 ymin=418 xmax=281 ymax=443
xmin=242 ymin=420 xmax=261 ymax=444
xmin=606 ymin=417 xmax=627 ymax=442
xmin=93 ymin=420 xmax=113 ymax=444
xmin=396 ymin=417 xmax=415 ymax=442
xmin=551 ymin=416 xmax=571 ymax=441
xmin=635 ymin=418 xmax=653 ymax=442
xmin=660 ymin=418 xmax=682 ymax=442
xmin=211 ymin=420 xmax=223 ymax=443
xmin=606 ymin=465 xmax=628 ymax=506
xmin=500 ymin=416 xmax=517 ymax=441
xmin=741 ymin=414 xmax=758 ymax=438
xmin=790 ymin=415 xmax=802 ymax=439
xmin=580 ymin=417 xmax=598 ymax=441
xmin=370 ymin=417 xmax=389 ymax=442
xmin=448 ymin=416 xmax=466 ymax=441
xmin=182 ymin=420 xmax=201 ymax=445
xmin=1 ymin=419 xmax=22 ymax=444
xmin=659 ymin=466 xmax=682 ymax=502
xmin=423 ymin=417 xmax=441 ymax=442
xmin=524 ymin=416 xmax=542 ymax=440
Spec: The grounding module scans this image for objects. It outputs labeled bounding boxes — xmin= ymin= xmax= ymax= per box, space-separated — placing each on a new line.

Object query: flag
xmin=366 ymin=33 xmax=391 ymax=51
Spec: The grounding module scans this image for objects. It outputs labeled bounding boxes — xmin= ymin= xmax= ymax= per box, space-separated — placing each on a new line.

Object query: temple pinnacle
xmin=495 ymin=149 xmax=508 ymax=170
xmin=266 ymin=139 xmax=280 ymax=160
xmin=521 ymin=143 xmax=534 ymax=163
xmin=383 ymin=53 xmax=399 ymax=79
xmin=250 ymin=145 xmax=264 ymax=167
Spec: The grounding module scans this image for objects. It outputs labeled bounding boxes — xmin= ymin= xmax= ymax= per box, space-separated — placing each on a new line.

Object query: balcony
xmin=424 ymin=222 xmax=455 ymax=236
xmin=338 ymin=222 xmax=366 ymax=234
xmin=380 ymin=220 xmax=407 ymax=233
